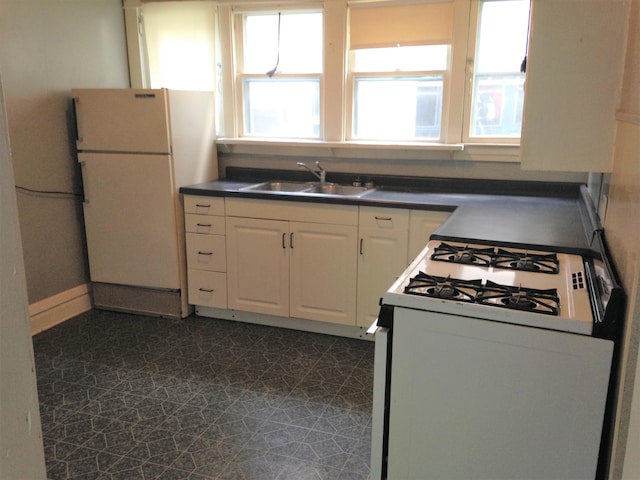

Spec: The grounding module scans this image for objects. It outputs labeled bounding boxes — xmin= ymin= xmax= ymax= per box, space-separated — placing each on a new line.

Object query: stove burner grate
xmin=476 ymin=280 xmax=560 ymax=315
xmin=430 ymin=243 xmax=561 ymax=275
xmin=491 ymin=249 xmax=560 ymax=275
xmin=403 ymin=275 xmax=561 ymax=316
xmin=430 ymin=243 xmax=495 ymax=267
xmin=404 ymin=273 xmax=481 ymax=303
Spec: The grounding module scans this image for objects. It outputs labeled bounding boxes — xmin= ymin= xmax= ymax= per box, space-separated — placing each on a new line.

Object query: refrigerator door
xmin=73 ymin=89 xmax=171 ymax=153
xmin=79 ymin=152 xmax=180 ymax=289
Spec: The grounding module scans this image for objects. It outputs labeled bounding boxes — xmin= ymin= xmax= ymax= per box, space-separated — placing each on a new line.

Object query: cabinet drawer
xmin=186 ymin=233 xmax=226 ymax=271
xmin=188 ymin=270 xmax=227 ymax=308
xmin=359 ymin=206 xmax=410 ymax=229
xmin=184 ymin=195 xmax=225 ymax=216
xmin=185 ymin=214 xmax=225 ymax=235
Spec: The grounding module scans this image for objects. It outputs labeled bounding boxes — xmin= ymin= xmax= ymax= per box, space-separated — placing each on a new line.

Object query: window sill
xmin=216 ymin=138 xmax=520 ymax=162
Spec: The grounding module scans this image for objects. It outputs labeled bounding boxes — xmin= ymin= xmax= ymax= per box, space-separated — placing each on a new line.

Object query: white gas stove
xmin=371 ymin=239 xmax=620 ymax=480
xmin=382 ymin=240 xmax=594 ymax=334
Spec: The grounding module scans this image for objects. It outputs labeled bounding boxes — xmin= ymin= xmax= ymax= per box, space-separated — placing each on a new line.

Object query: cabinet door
xmin=357 ymin=226 xmax=409 ymax=328
xmin=226 ymin=217 xmax=289 ymax=317
xmin=289 ymin=222 xmax=358 ymax=325
xmin=520 ymin=0 xmax=627 ymax=172
xmin=408 ymin=210 xmax=451 ymax=262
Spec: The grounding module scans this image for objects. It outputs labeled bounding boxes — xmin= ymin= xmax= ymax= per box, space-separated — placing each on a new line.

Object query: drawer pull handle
xmin=195 ymin=203 xmax=210 ymax=208
xmin=199 ymin=288 xmax=214 ymax=293
xmin=198 ymin=251 xmax=213 ymax=256
xmin=360 ymin=238 xmax=364 ymax=255
xmin=290 ymin=232 xmax=294 ymax=249
xmin=375 ymin=216 xmax=392 ymax=221
xmin=197 ymin=223 xmax=212 ymax=227
xmin=282 ymin=232 xmax=286 ymax=249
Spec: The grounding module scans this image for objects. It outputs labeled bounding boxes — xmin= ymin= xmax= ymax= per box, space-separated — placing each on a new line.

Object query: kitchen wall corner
xmin=0 ymin=0 xmax=130 ymax=304
xmin=602 ymin=0 xmax=640 ymax=476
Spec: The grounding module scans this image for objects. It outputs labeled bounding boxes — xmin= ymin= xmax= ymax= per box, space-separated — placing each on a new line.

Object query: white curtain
xmin=142 ymin=1 xmax=216 ymax=91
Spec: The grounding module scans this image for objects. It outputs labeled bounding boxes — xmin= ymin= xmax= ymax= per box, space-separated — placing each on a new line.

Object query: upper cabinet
xmin=520 ymin=0 xmax=628 ymax=172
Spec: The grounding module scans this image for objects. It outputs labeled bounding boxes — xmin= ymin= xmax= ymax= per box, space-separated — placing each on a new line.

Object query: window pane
xmin=244 ymin=79 xmax=320 ymax=138
xmin=244 ymin=13 xmax=322 ymax=74
xmin=475 ymin=0 xmax=529 ymax=73
xmin=354 ymin=45 xmax=449 ymax=73
xmin=354 ymin=77 xmax=443 ymax=141
xmin=471 ymin=0 xmax=529 ymax=137
xmin=471 ymin=75 xmax=524 ymax=137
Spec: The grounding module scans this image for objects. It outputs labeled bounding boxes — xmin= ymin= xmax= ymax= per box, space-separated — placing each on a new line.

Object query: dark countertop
xmin=180 ymin=171 xmax=599 ymax=256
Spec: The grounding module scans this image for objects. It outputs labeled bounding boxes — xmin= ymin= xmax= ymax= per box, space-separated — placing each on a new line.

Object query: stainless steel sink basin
xmin=304 ymin=182 xmax=372 ymax=197
xmin=241 ymin=181 xmax=313 ymax=193
xmin=241 ymin=181 xmax=374 ymax=197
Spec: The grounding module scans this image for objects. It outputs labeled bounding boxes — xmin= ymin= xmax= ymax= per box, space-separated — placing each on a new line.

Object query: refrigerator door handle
xmin=72 ymin=97 xmax=83 ymax=145
xmin=79 ymin=160 xmax=88 ymax=204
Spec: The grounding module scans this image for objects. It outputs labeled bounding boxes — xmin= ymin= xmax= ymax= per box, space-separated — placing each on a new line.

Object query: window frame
xmin=463 ymin=0 xmax=529 ymax=145
xmin=128 ymin=0 xmax=525 ymax=158
xmin=346 ymin=61 xmax=450 ymax=143
xmin=232 ymin=7 xmax=324 ymax=140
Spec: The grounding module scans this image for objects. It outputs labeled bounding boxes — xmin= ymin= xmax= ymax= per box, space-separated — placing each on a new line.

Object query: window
xmin=131 ymin=0 xmax=531 ymax=151
xmin=348 ymin=2 xmax=453 ymax=142
xmin=238 ymin=11 xmax=323 ymax=138
xmin=351 ymin=46 xmax=447 ymax=141
xmin=142 ymin=2 xmax=216 ymax=91
xmin=468 ymin=0 xmax=530 ymax=140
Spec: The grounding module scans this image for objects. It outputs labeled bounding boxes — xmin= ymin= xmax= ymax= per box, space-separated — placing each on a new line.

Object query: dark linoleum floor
xmin=33 ymin=310 xmax=374 ymax=479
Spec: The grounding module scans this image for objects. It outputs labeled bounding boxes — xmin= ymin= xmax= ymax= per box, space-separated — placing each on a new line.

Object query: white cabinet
xmin=225 ymin=198 xmax=359 ymax=326
xmin=184 ymin=195 xmax=227 ymax=308
xmin=408 ymin=209 xmax=452 ymax=261
xmin=290 ymin=222 xmax=358 ymax=324
xmin=226 ymin=217 xmax=289 ymax=317
xmin=357 ymin=207 xmax=409 ymax=327
xmin=520 ymin=0 xmax=628 ymax=172
xmin=192 ymin=196 xmax=450 ymax=331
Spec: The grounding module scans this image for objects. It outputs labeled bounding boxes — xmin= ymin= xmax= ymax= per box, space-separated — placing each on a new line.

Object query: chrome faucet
xmin=297 ymin=161 xmax=326 ymax=183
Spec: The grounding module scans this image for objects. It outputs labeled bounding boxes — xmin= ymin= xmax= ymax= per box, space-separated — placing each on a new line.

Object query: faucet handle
xmin=315 ymin=160 xmax=325 ymax=172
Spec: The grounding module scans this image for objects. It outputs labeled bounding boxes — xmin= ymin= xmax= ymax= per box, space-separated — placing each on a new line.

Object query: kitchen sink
xmin=304 ymin=182 xmax=372 ymax=197
xmin=241 ymin=181 xmax=374 ymax=198
xmin=241 ymin=181 xmax=313 ymax=193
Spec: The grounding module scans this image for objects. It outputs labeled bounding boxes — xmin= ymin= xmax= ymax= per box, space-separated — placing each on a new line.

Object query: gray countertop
xmin=180 ymin=179 xmax=597 ymax=256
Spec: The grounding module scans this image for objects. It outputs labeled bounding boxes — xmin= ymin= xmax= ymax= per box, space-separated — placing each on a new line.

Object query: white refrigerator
xmin=72 ymin=88 xmax=218 ymax=319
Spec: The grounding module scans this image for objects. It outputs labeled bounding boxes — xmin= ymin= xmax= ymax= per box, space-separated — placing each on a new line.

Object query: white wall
xmin=602 ymin=0 xmax=640 ymax=477
xmin=0 ymin=0 xmax=129 ymax=304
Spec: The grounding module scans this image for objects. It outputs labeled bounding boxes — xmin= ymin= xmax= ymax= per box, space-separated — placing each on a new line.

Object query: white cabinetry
xmin=225 ymin=198 xmax=359 ymax=326
xmin=290 ymin=222 xmax=358 ymax=324
xmin=357 ymin=207 xmax=409 ymax=327
xmin=226 ymin=217 xmax=289 ymax=317
xmin=520 ymin=0 xmax=628 ymax=172
xmin=187 ymin=195 xmax=451 ymax=333
xmin=184 ymin=196 xmax=227 ymax=308
xmin=408 ymin=209 xmax=452 ymax=261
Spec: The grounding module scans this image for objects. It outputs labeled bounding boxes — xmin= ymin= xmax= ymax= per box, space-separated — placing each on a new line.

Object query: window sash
xmin=350 ymin=73 xmax=445 ymax=141
xmin=241 ymin=76 xmax=321 ymax=138
xmin=235 ymin=9 xmax=323 ymax=138
xmin=463 ymin=0 xmax=529 ymax=144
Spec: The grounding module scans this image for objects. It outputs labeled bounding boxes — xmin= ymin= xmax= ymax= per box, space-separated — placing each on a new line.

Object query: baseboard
xmin=29 ymin=283 xmax=93 ymax=335
xmin=195 ymin=305 xmax=372 ymax=341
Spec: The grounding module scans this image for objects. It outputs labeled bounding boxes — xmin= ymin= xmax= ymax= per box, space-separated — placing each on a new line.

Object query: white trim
xmin=216 ymin=137 xmax=525 ymax=162
xmin=29 ymin=284 xmax=93 ymax=335
xmin=195 ymin=305 xmax=373 ymax=340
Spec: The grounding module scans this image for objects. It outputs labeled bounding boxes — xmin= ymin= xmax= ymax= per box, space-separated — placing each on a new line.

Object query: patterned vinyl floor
xmin=33 ymin=310 xmax=374 ymax=479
